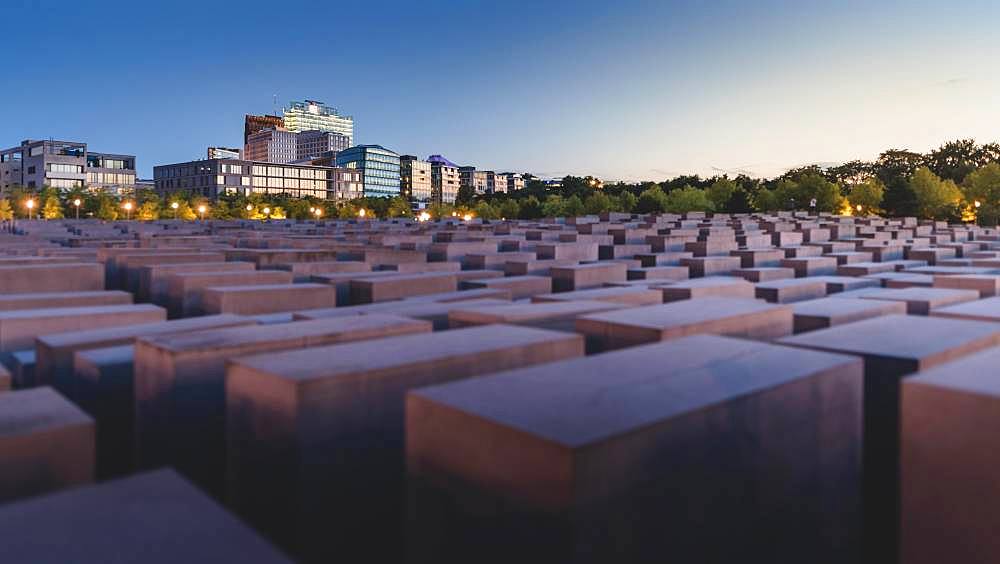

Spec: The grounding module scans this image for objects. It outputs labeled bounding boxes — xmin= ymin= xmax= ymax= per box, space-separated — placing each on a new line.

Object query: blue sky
xmin=2 ymin=0 xmax=998 ymax=180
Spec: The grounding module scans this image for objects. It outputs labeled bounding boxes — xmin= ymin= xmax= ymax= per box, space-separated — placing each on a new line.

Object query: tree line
xmin=1 ymin=139 xmax=998 ymax=224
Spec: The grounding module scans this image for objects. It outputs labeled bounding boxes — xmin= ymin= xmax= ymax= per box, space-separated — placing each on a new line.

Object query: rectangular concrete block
xmin=901 ymin=348 xmax=1000 ymax=564
xmin=135 ymin=314 xmax=432 ymax=496
xmin=294 ymin=298 xmax=511 ymax=330
xmin=531 ymin=286 xmax=662 ymax=306
xmin=781 ymin=257 xmax=838 ymax=278
xmin=626 ymin=265 xmax=689 ymax=281
xmin=140 ymin=261 xmax=255 ymax=304
xmin=779 ymin=315 xmax=1000 ymax=563
xmin=225 ymin=325 xmax=585 ymax=563
xmin=0 ymin=304 xmax=166 ymax=354
xmin=0 ymin=263 xmax=104 ymax=294
xmin=167 ymin=270 xmax=293 ymax=318
xmin=0 ymin=387 xmax=94 ymax=503
xmin=460 ymin=275 xmax=552 ymax=300
xmin=791 ymin=297 xmax=908 ymax=333
xmin=0 ymin=469 xmax=293 ymax=563
xmin=859 ymin=287 xmax=980 ymax=315
xmin=550 ymin=262 xmax=627 ymax=292
xmin=0 ymin=291 xmax=132 ymax=311
xmin=201 ymin=283 xmax=337 ymax=315
xmin=680 ymin=256 xmax=741 ymax=277
xmin=406 ymin=335 xmax=862 ymax=563
xmin=661 ymin=277 xmax=755 ymax=302
xmin=350 ymin=272 xmax=458 ymax=304
xmin=73 ymin=345 xmax=136 ymax=479
xmin=755 ymin=278 xmax=828 ymax=304
xmin=933 ymin=274 xmax=1000 ymax=297
xmin=36 ymin=314 xmax=254 ymax=395
xmin=576 ymin=297 xmax=793 ymax=351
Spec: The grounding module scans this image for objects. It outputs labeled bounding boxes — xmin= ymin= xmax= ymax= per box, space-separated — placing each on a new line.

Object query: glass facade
xmin=336 ymin=145 xmax=401 ymax=198
xmin=283 ymin=100 xmax=354 ymax=145
xmin=154 ymin=158 xmax=362 ymax=201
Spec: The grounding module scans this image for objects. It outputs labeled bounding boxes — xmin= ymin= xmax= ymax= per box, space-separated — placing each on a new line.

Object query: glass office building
xmin=336 ymin=145 xmax=400 ymax=198
xmin=283 ymin=100 xmax=354 ymax=146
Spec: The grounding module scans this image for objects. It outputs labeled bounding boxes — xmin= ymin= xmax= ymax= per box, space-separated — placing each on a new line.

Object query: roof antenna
xmin=273 ymin=94 xmax=278 ymax=117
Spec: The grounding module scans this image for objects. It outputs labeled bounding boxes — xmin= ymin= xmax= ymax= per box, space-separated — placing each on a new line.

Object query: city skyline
xmin=2 ymin=0 xmax=998 ymax=181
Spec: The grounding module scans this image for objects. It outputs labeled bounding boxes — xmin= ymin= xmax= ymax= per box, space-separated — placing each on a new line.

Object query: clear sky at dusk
xmin=2 ymin=0 xmax=998 ymax=181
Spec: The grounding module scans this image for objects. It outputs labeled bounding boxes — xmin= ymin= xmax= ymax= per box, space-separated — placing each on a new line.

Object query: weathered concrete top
xmin=0 ymin=469 xmax=293 ymax=563
xmin=411 ymin=334 xmax=860 ymax=448
xmin=37 ymin=314 xmax=253 ymax=350
xmin=0 ymin=304 xmax=163 ymax=321
xmin=230 ymin=324 xmax=583 ymax=383
xmin=905 ymin=347 xmax=1000 ymax=397
xmin=792 ymin=297 xmax=906 ymax=319
xmin=0 ymin=387 xmax=92 ymax=439
xmin=450 ymin=300 xmax=628 ymax=324
xmin=577 ymin=298 xmax=788 ymax=331
xmin=779 ymin=315 xmax=1000 ymax=365
xmin=0 ymin=291 xmax=132 ymax=310
xmin=931 ymin=296 xmax=1000 ymax=321
xmin=140 ymin=314 xmax=430 ymax=354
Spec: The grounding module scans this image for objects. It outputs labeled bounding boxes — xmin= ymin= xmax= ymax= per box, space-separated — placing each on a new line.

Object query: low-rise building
xmin=153 ymin=158 xmax=363 ymax=201
xmin=244 ymin=128 xmax=298 ymax=164
xmin=499 ymin=172 xmax=525 ymax=192
xmin=486 ymin=171 xmax=505 ymax=194
xmin=459 ymin=166 xmax=489 ymax=195
xmin=0 ymin=139 xmax=136 ymax=194
xmin=428 ymin=155 xmax=460 ymax=204
xmin=400 ymin=155 xmax=433 ymax=202
xmin=296 ymin=130 xmax=351 ymax=161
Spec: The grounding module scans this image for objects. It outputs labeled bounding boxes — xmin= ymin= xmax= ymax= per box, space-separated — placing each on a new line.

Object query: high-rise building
xmin=335 ymin=145 xmax=400 ymax=198
xmin=208 ymin=147 xmax=241 ymax=160
xmin=400 ymin=156 xmax=432 ymax=202
xmin=244 ymin=128 xmax=298 ymax=164
xmin=296 ymin=130 xmax=351 ymax=161
xmin=153 ymin=158 xmax=363 ymax=201
xmin=283 ymin=100 xmax=354 ymax=146
xmin=459 ymin=166 xmax=489 ymax=195
xmin=244 ymin=114 xmax=284 ymax=144
xmin=0 ymin=139 xmax=136 ymax=194
xmin=427 ymin=155 xmax=460 ymax=204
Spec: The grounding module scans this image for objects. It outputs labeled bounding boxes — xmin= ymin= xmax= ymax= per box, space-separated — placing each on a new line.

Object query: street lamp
xmin=856 ymin=204 xmax=862 ymax=213
xmin=73 ymin=198 xmax=81 ymax=220
xmin=263 ymin=206 xmax=271 ymax=219
xmin=171 ymin=201 xmax=179 ymax=219
xmin=358 ymin=208 xmax=367 ymax=219
xmin=123 ymin=201 xmax=133 ymax=221
xmin=314 ymin=208 xmax=322 ymax=218
xmin=463 ymin=213 xmax=473 ymax=222
xmin=198 ymin=204 xmax=207 ymax=221
xmin=25 ymin=199 xmax=35 ymax=220
xmin=975 ymin=200 xmax=982 ymax=208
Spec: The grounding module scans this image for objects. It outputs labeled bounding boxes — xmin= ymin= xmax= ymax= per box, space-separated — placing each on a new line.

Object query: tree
xmin=771 ymin=173 xmax=843 ymax=212
xmin=616 ymin=191 xmax=637 ymax=213
xmin=387 ymin=196 xmax=411 ymax=218
xmin=663 ymin=186 xmax=714 ymax=214
xmin=847 ymin=179 xmax=885 ymax=215
xmin=963 ymin=162 xmax=1000 ymax=226
xmin=706 ymin=178 xmax=737 ymax=211
xmin=42 ymin=195 xmax=64 ymax=219
xmin=474 ymin=201 xmax=499 ymax=220
xmin=910 ymin=167 xmax=963 ymax=220
xmin=541 ymin=195 xmax=566 ymax=217
xmin=0 ymin=199 xmax=13 ymax=220
xmin=269 ymin=206 xmax=287 ymax=219
xmin=137 ymin=200 xmax=161 ymax=221
xmin=926 ymin=139 xmax=994 ymax=183
xmin=455 ymin=185 xmax=476 ymax=207
xmin=753 ymin=188 xmax=781 ymax=212
xmin=95 ymin=195 xmax=119 ymax=221
xmin=583 ymin=192 xmax=613 ymax=215
xmin=563 ymin=195 xmax=585 ymax=217
xmin=497 ymin=199 xmax=520 ymax=220
xmin=635 ymin=186 xmax=668 ymax=213
xmin=519 ymin=196 xmax=543 ymax=219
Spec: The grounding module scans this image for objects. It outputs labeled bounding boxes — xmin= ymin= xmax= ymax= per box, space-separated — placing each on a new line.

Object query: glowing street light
xmin=25 ymin=199 xmax=35 ymax=220
xmin=263 ymin=207 xmax=271 ymax=218
xmin=246 ymin=203 xmax=253 ymax=212
xmin=314 ymin=208 xmax=323 ymax=218
xmin=463 ymin=213 xmax=473 ymax=221
xmin=855 ymin=204 xmax=862 ymax=213
xmin=417 ymin=211 xmax=431 ymax=222
xmin=358 ymin=208 xmax=367 ymax=219
xmin=198 ymin=204 xmax=207 ymax=221
xmin=975 ymin=200 xmax=982 ymax=208
xmin=123 ymin=201 xmax=133 ymax=220
xmin=73 ymin=198 xmax=82 ymax=220
xmin=171 ymin=201 xmax=179 ymax=219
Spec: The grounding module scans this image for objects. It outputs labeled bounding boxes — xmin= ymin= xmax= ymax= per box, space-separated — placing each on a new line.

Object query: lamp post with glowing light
xmin=171 ymin=201 xmax=179 ymax=219
xmin=25 ymin=199 xmax=35 ymax=220
xmin=73 ymin=198 xmax=81 ymax=220
xmin=123 ymin=201 xmax=133 ymax=221
xmin=314 ymin=208 xmax=323 ymax=219
xmin=358 ymin=208 xmax=367 ymax=219
xmin=198 ymin=205 xmax=207 ymax=221
xmin=263 ymin=207 xmax=271 ymax=220
xmin=246 ymin=203 xmax=253 ymax=218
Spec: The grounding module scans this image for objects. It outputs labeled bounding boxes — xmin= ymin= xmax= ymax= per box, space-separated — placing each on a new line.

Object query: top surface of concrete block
xmin=906 ymin=347 xmax=1000 ymax=397
xmin=412 ymin=334 xmax=860 ymax=447
xmin=0 ymin=304 xmax=163 ymax=321
xmin=779 ymin=315 xmax=1000 ymax=365
xmin=37 ymin=314 xmax=252 ymax=349
xmin=0 ymin=469 xmax=292 ymax=563
xmin=0 ymin=387 xmax=92 ymax=439
xmin=231 ymin=324 xmax=583 ymax=383
xmin=578 ymin=297 xmax=788 ymax=331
